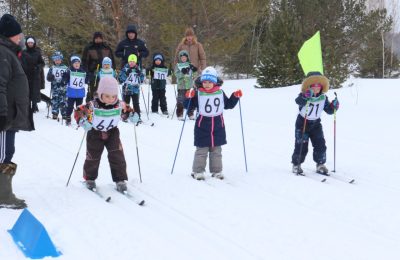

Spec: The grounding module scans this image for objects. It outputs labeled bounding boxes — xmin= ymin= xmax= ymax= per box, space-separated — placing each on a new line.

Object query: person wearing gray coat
xmin=0 ymin=14 xmax=34 ymax=209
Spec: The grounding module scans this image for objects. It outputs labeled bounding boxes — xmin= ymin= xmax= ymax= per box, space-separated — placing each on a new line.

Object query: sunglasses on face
xmin=310 ymin=83 xmax=323 ymax=89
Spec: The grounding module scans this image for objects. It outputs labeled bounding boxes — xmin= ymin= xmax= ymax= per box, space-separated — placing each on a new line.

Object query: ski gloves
xmin=185 ymin=89 xmax=243 ymax=99
xmin=304 ymin=88 xmax=314 ymax=98
xmin=331 ymin=98 xmax=340 ymax=110
xmin=181 ymin=64 xmax=198 ymax=75
xmin=129 ymin=112 xmax=140 ymax=123
xmin=234 ymin=89 xmax=243 ymax=98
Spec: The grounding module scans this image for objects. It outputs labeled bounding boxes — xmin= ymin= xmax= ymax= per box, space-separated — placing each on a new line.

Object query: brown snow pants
xmin=83 ymin=127 xmax=128 ymax=182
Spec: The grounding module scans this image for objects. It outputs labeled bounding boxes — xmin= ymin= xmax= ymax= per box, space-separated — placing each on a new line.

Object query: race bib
xmin=69 ymin=71 xmax=86 ymax=89
xmin=299 ymin=95 xmax=326 ymax=120
xmin=52 ymin=66 xmax=67 ymax=81
xmin=125 ymin=72 xmax=140 ymax=85
xmin=153 ymin=68 xmax=168 ymax=80
xmin=198 ymin=90 xmax=224 ymax=117
xmin=177 ymin=62 xmax=190 ymax=71
xmin=91 ymin=107 xmax=121 ymax=132
xmin=99 ymin=70 xmax=114 ymax=79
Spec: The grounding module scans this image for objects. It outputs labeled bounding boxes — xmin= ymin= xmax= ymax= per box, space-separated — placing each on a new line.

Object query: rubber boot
xmin=0 ymin=163 xmax=27 ymax=209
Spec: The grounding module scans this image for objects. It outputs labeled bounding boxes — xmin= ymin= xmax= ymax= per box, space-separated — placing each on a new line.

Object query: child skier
xmin=185 ymin=67 xmax=242 ymax=180
xmin=74 ymin=77 xmax=139 ymax=192
xmin=174 ymin=50 xmax=197 ymax=120
xmin=98 ymin=57 xmax=116 ymax=80
xmin=62 ymin=55 xmax=88 ymax=125
xmin=291 ymin=71 xmax=339 ymax=175
xmin=46 ymin=51 xmax=68 ymax=120
xmin=118 ymin=54 xmax=144 ymax=121
xmin=148 ymin=53 xmax=170 ymax=115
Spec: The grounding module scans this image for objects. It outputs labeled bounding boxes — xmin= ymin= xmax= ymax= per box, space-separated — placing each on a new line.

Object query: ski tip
xmin=349 ymin=179 xmax=355 ymax=184
xmin=151 ymin=123 xmax=155 ymax=126
xmin=138 ymin=200 xmax=145 ymax=206
xmin=321 ymin=178 xmax=327 ymax=182
xmin=106 ymin=197 xmax=111 ymax=202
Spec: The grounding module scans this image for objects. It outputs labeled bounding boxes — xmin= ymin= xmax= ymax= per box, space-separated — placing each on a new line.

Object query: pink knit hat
xmin=97 ymin=77 xmax=119 ymax=104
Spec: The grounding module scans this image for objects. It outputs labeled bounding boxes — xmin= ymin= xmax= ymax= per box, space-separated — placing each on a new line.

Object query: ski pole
xmin=46 ymin=87 xmax=53 ymax=118
xmin=140 ymin=86 xmax=150 ymax=120
xmin=90 ymin=64 xmax=100 ymax=101
xmin=297 ymin=101 xmax=310 ymax=175
xmin=332 ymin=92 xmax=337 ymax=172
xmin=133 ymin=122 xmax=143 ymax=183
xmin=66 ymin=131 xmax=87 ymax=186
xmin=147 ymin=82 xmax=150 ymax=115
xmin=171 ymin=97 xmax=192 ymax=174
xmin=171 ymin=84 xmax=177 ymax=120
xmin=238 ymin=99 xmax=248 ymax=172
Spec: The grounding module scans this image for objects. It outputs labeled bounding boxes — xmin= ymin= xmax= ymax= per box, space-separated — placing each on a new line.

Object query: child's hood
xmin=178 ymin=50 xmax=190 ymax=62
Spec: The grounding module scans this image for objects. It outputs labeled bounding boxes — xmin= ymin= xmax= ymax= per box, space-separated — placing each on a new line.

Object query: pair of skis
xmin=296 ymin=171 xmax=355 ymax=184
xmin=85 ymin=184 xmax=145 ymax=206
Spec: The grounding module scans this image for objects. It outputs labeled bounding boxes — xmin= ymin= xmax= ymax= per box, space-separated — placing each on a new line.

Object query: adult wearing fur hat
xmin=291 ymin=71 xmax=339 ymax=176
xmin=21 ymin=36 xmax=46 ymax=113
xmin=115 ymin=24 xmax=149 ymax=69
xmin=174 ymin=27 xmax=207 ymax=73
xmin=82 ymin=31 xmax=115 ymax=102
xmin=0 ymin=14 xmax=34 ymax=209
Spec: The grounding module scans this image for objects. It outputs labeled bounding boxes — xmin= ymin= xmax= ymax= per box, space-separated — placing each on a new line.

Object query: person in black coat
xmin=0 ymin=14 xmax=34 ymax=209
xmin=21 ymin=36 xmax=45 ymax=113
xmin=147 ymin=53 xmax=171 ymax=114
xmin=82 ymin=32 xmax=115 ymax=102
xmin=115 ymin=24 xmax=149 ymax=69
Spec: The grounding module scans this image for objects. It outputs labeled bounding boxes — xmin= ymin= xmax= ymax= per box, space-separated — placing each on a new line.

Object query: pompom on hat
xmin=0 ymin=14 xmax=22 ymax=37
xmin=301 ymin=71 xmax=329 ymax=94
xmin=70 ymin=55 xmax=81 ymax=64
xmin=97 ymin=77 xmax=119 ymax=104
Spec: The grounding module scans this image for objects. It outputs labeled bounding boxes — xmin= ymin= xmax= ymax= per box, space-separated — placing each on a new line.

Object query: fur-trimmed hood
xmin=301 ymin=71 xmax=329 ymax=93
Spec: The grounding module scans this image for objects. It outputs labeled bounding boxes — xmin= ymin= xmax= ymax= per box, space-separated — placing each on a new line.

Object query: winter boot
xmin=52 ymin=114 xmax=58 ymax=120
xmin=116 ymin=181 xmax=127 ymax=192
xmin=316 ymin=164 xmax=330 ymax=176
xmin=211 ymin=172 xmax=224 ymax=180
xmin=292 ymin=164 xmax=304 ymax=175
xmin=85 ymin=180 xmax=96 ymax=190
xmin=66 ymin=117 xmax=71 ymax=126
xmin=0 ymin=163 xmax=27 ymax=209
xmin=191 ymin=172 xmax=205 ymax=181
xmin=162 ymin=110 xmax=169 ymax=116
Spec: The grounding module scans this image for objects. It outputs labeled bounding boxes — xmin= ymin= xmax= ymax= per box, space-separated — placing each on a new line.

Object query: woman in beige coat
xmin=174 ymin=27 xmax=206 ymax=73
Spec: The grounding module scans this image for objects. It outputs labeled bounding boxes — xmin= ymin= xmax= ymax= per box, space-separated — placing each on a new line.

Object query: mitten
xmin=80 ymin=119 xmax=92 ymax=131
xmin=0 ymin=116 xmax=7 ymax=131
xmin=234 ymin=89 xmax=243 ymax=98
xmin=331 ymin=98 xmax=339 ymax=110
xmin=304 ymin=88 xmax=314 ymax=99
xmin=126 ymin=68 xmax=133 ymax=75
xmin=129 ymin=112 xmax=140 ymax=123
xmin=135 ymin=68 xmax=141 ymax=74
xmin=181 ymin=67 xmax=189 ymax=74
xmin=185 ymin=88 xmax=196 ymax=98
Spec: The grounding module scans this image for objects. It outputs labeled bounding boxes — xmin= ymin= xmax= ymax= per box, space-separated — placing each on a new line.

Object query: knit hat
xmin=185 ymin=27 xmax=195 ymax=37
xmin=301 ymin=71 xmax=329 ymax=94
xmin=201 ymin=66 xmax=218 ymax=84
xmin=70 ymin=55 xmax=81 ymax=64
xmin=153 ymin=54 xmax=163 ymax=61
xmin=0 ymin=14 xmax=22 ymax=37
xmin=128 ymin=54 xmax=137 ymax=63
xmin=97 ymin=77 xmax=119 ymax=104
xmin=102 ymin=57 xmax=112 ymax=66
xmin=179 ymin=50 xmax=189 ymax=59
xmin=93 ymin=31 xmax=103 ymax=39
xmin=26 ymin=37 xmax=35 ymax=43
xmin=52 ymin=51 xmax=63 ymax=61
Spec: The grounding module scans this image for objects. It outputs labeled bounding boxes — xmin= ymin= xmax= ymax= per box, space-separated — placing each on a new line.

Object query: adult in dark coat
xmin=115 ymin=24 xmax=149 ymax=69
xmin=0 ymin=14 xmax=34 ymax=209
xmin=82 ymin=32 xmax=115 ymax=102
xmin=21 ymin=36 xmax=45 ymax=112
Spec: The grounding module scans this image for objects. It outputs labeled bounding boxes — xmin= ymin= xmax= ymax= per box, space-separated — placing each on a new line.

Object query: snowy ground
xmin=1 ymin=76 xmax=400 ymax=260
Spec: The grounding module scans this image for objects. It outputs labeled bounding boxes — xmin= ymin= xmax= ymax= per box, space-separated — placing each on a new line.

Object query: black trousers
xmin=151 ymin=88 xmax=167 ymax=112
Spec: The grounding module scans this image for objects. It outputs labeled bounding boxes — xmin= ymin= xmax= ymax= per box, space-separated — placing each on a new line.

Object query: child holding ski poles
xmin=291 ymin=71 xmax=339 ymax=176
xmin=185 ymin=67 xmax=242 ymax=180
xmin=148 ymin=53 xmax=171 ymax=115
xmin=175 ymin=50 xmax=197 ymax=120
xmin=46 ymin=51 xmax=68 ymax=120
xmin=118 ymin=54 xmax=144 ymax=122
xmin=74 ymin=77 xmax=139 ymax=192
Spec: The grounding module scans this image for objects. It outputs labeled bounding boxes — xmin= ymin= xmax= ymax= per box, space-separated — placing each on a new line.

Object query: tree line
xmin=1 ymin=0 xmax=397 ymax=88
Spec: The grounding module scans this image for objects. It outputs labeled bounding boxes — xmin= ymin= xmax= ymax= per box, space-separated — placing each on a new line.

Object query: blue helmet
xmin=52 ymin=51 xmax=63 ymax=61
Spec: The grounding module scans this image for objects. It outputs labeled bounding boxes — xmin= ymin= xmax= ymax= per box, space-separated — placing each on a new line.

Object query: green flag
xmin=298 ymin=31 xmax=323 ymax=75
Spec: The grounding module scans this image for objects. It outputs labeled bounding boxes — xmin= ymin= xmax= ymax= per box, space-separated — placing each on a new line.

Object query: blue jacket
xmin=190 ymin=87 xmax=239 ymax=147
xmin=62 ymin=67 xmax=88 ymax=98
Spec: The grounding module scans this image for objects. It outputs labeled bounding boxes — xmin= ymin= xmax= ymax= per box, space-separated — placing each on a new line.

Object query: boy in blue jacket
xmin=62 ymin=55 xmax=88 ymax=125
xmin=185 ymin=67 xmax=242 ymax=180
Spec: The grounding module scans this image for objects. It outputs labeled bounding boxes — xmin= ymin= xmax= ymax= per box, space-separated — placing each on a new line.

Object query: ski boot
xmin=85 ymin=180 xmax=96 ymax=190
xmin=191 ymin=172 xmax=205 ymax=181
xmin=116 ymin=181 xmax=127 ymax=192
xmin=0 ymin=163 xmax=27 ymax=209
xmin=162 ymin=111 xmax=169 ymax=116
xmin=316 ymin=164 xmax=330 ymax=176
xmin=52 ymin=114 xmax=58 ymax=120
xmin=65 ymin=117 xmax=72 ymax=126
xmin=292 ymin=164 xmax=304 ymax=175
xmin=211 ymin=172 xmax=224 ymax=180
